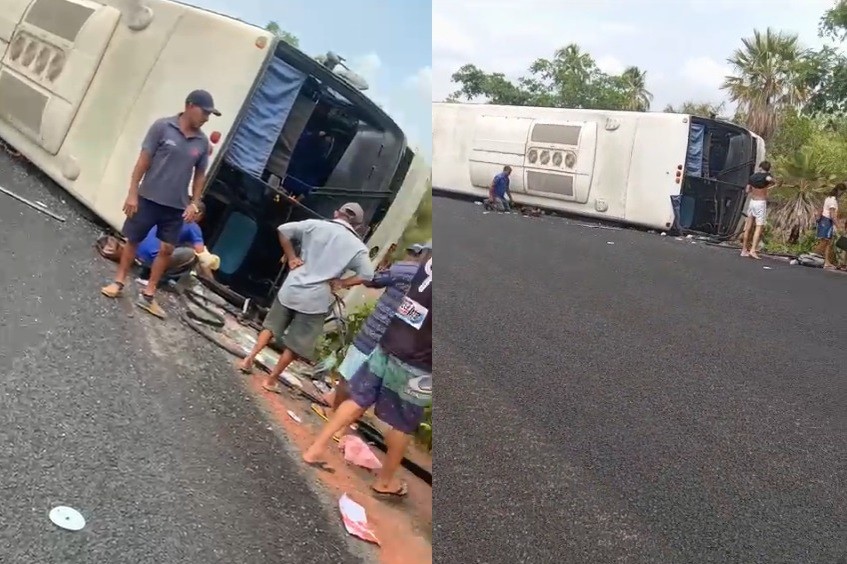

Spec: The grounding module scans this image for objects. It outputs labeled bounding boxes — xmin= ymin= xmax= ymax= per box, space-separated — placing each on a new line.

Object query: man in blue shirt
xmin=135 ymin=202 xmax=212 ymax=286
xmin=485 ymin=165 xmax=514 ymax=212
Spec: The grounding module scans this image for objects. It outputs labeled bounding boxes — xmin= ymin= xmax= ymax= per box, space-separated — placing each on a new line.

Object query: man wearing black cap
xmin=101 ymin=90 xmax=220 ymax=318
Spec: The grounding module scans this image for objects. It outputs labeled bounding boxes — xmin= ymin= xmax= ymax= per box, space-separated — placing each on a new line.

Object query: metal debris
xmin=0 ymin=185 xmax=66 ymax=222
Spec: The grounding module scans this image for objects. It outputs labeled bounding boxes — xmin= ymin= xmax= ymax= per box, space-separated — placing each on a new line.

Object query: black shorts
xmin=123 ymin=197 xmax=184 ymax=246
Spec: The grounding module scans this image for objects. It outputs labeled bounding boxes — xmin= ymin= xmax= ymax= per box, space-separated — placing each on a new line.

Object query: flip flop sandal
xmin=262 ymin=383 xmax=284 ymax=394
xmin=305 ymin=460 xmax=335 ymax=474
xmin=371 ymin=481 xmax=408 ymax=499
xmin=136 ymin=295 xmax=166 ymax=319
xmin=238 ymin=363 xmax=253 ymax=375
xmin=100 ymin=281 xmax=125 ymax=298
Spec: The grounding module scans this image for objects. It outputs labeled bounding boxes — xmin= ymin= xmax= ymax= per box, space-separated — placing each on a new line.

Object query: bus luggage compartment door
xmin=523 ymin=120 xmax=597 ymax=203
xmin=0 ymin=0 xmax=119 ymax=155
xmin=468 ymin=114 xmax=532 ymax=194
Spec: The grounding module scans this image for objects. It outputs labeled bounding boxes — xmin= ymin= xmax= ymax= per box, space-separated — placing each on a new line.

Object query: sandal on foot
xmin=262 ymin=383 xmax=284 ymax=394
xmin=237 ymin=362 xmax=253 ymax=374
xmin=305 ymin=460 xmax=335 ymax=474
xmin=136 ymin=294 xmax=166 ymax=319
xmin=101 ymin=281 xmax=125 ymax=298
xmin=372 ymin=481 xmax=408 ymax=498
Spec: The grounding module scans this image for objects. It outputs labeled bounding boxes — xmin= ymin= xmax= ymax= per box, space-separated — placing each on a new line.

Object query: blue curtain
xmin=224 ymin=57 xmax=307 ymax=177
xmin=685 ymin=123 xmax=705 ymax=177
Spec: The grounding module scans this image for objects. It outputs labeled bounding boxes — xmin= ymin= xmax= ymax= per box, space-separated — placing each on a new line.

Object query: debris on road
xmin=287 ymin=410 xmax=302 ymax=423
xmin=339 ymin=494 xmax=380 ymax=545
xmin=763 ymin=266 xmax=772 ymax=270
xmin=0 ymin=185 xmax=66 ymax=222
xmin=49 ymin=506 xmax=85 ymax=531
xmin=607 ymin=241 xmax=615 ymax=245
xmin=338 ymin=435 xmax=383 ymax=471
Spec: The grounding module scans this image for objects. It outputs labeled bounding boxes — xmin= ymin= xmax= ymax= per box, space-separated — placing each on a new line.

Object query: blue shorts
xmin=338 ymin=344 xmax=371 ymax=382
xmin=817 ymin=217 xmax=834 ymax=240
xmin=123 ymin=197 xmax=184 ymax=246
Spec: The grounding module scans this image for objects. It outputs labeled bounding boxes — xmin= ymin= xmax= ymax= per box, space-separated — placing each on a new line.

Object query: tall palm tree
xmin=553 ymin=44 xmax=595 ymax=81
xmin=722 ymin=28 xmax=810 ymax=140
xmin=619 ymin=66 xmax=653 ymax=111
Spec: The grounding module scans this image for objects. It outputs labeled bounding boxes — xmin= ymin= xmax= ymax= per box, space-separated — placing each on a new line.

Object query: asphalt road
xmin=434 ymin=197 xmax=847 ymax=564
xmin=0 ymin=153 xmax=365 ymax=563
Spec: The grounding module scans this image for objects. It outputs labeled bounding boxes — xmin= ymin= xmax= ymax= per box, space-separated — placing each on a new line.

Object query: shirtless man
xmin=740 ymin=161 xmax=776 ymax=260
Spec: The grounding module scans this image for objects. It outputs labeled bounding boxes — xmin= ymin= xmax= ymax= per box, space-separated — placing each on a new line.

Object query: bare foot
xmin=749 ymin=252 xmax=762 ymax=260
xmin=302 ymin=448 xmax=322 ymax=465
xmin=237 ymin=358 xmax=253 ymax=373
xmin=740 ymin=250 xmax=750 ymax=257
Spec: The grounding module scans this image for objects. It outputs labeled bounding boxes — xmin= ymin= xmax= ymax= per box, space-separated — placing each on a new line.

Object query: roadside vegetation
xmin=445 ymin=2 xmax=847 ymax=256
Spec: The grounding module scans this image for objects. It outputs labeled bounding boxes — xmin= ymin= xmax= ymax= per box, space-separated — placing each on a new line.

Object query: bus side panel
xmin=91 ymin=7 xmax=272 ymax=230
xmin=362 ymin=150 xmax=431 ymax=268
xmin=432 ymin=103 xmax=478 ymax=197
xmin=624 ymin=116 xmax=689 ymax=229
xmin=0 ymin=0 xmax=29 ymax=54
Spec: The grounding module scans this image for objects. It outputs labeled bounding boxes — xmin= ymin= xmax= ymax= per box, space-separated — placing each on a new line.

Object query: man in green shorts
xmin=303 ymin=255 xmax=432 ymax=497
xmin=238 ymin=203 xmax=374 ymax=393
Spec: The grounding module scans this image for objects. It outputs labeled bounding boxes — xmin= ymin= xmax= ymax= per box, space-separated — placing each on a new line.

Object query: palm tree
xmin=555 ymin=44 xmax=595 ymax=82
xmin=769 ymin=148 xmax=834 ymax=243
xmin=619 ymin=66 xmax=653 ymax=111
xmin=722 ymin=28 xmax=810 ymax=140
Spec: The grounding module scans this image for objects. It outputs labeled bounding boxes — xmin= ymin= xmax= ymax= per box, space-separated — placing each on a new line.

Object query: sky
xmin=433 ymin=0 xmax=843 ymax=113
xmin=187 ymin=0 xmax=432 ymax=159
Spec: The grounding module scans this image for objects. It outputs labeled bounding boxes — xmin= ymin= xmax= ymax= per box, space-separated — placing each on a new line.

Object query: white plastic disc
xmin=49 ymin=506 xmax=85 ymax=531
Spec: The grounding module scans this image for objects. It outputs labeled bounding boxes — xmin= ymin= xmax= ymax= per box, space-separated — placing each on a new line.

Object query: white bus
xmin=0 ymin=0 xmax=429 ymax=307
xmin=433 ymin=102 xmax=765 ymax=236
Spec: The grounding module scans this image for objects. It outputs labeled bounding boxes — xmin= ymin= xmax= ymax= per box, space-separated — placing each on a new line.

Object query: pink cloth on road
xmin=338 ymin=435 xmax=383 ymax=470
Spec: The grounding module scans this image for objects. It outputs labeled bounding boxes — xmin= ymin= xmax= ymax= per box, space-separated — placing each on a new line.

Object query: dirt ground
xmin=241 ymin=366 xmax=432 ymax=564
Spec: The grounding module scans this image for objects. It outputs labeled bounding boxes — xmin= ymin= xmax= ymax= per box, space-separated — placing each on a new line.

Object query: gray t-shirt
xmin=139 ymin=116 xmax=210 ymax=210
xmin=277 ymin=219 xmax=374 ymax=314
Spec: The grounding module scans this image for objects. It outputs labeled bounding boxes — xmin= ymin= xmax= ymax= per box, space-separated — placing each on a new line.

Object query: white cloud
xmin=681 ymin=56 xmax=731 ymax=90
xmin=350 ymin=52 xmax=382 ymax=87
xmin=432 ymin=0 xmax=835 ymax=111
xmin=596 ymin=55 xmax=626 ymax=75
xmin=405 ymin=66 xmax=433 ymax=102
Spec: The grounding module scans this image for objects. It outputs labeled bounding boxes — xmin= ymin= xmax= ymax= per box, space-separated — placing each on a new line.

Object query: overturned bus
xmin=0 ymin=0 xmax=430 ymax=308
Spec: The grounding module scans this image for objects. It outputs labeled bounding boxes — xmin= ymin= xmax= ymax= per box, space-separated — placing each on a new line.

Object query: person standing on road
xmin=303 ymin=255 xmax=432 ymax=499
xmin=740 ymin=160 xmax=776 ymax=260
xmin=814 ymin=183 xmax=846 ymax=270
xmin=237 ymin=203 xmax=375 ymax=394
xmin=485 ymin=165 xmax=514 ymax=212
xmin=321 ymin=241 xmax=432 ymax=421
xmin=101 ymin=90 xmax=219 ymax=318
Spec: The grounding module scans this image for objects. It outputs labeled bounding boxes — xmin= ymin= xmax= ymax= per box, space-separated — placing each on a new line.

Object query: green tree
xmin=722 ymin=28 xmax=811 ymax=140
xmin=618 ymin=66 xmax=653 ymax=111
xmin=663 ymin=100 xmax=726 ymax=118
xmin=448 ymin=44 xmax=649 ymax=111
xmin=820 ymin=0 xmax=847 ymax=40
xmin=265 ymin=21 xmax=299 ymax=48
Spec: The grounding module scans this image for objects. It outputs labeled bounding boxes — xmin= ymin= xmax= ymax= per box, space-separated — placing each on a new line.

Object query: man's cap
xmin=339 ymin=202 xmax=365 ymax=224
xmin=186 ymin=89 xmax=221 ymax=116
